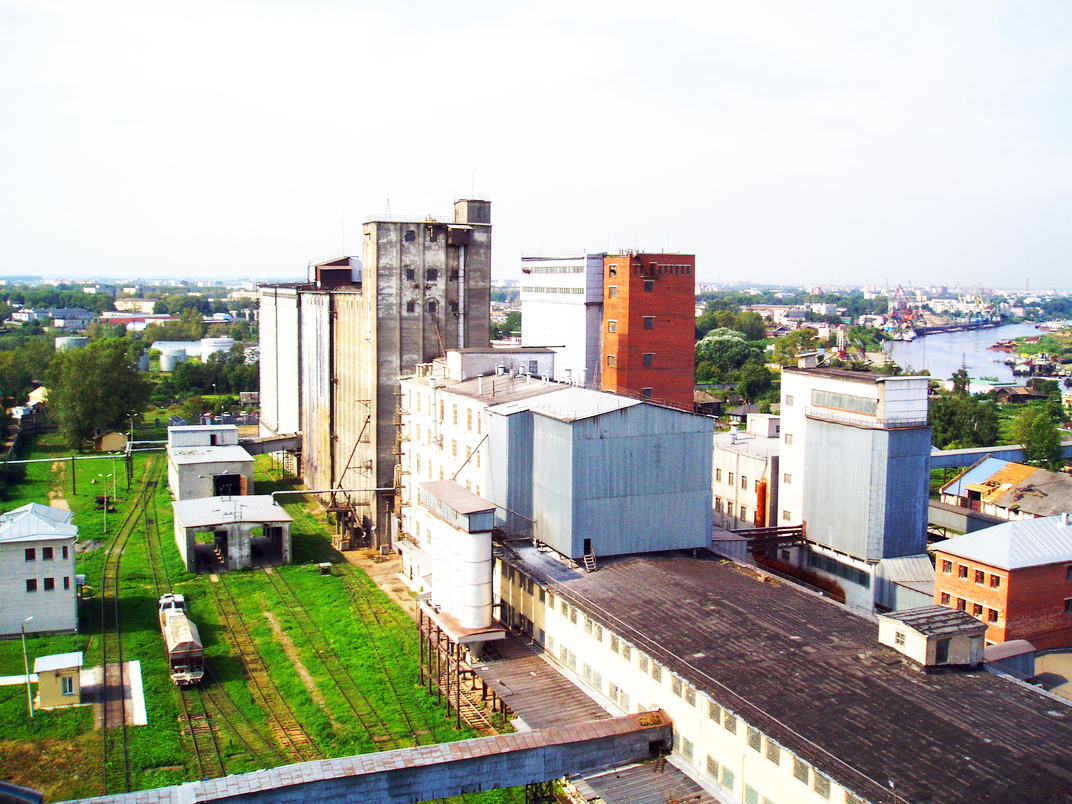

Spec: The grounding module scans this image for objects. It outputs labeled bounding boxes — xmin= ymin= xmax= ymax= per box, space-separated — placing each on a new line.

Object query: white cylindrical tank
xmin=55 ymin=336 xmax=88 ymax=352
xmin=457 ymin=530 xmax=493 ymax=629
xmin=160 ymin=348 xmax=187 ymax=372
xmin=200 ymin=337 xmax=236 ymax=360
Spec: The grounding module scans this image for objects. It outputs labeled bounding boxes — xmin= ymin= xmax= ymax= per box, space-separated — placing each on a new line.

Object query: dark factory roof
xmin=498 ymin=544 xmax=1072 ymax=804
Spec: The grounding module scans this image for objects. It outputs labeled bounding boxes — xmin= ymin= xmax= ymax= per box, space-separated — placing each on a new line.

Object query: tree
xmin=696 ymin=329 xmax=758 ymax=375
xmin=951 ymin=368 xmax=970 ymax=397
xmin=45 ymin=339 xmax=151 ymax=448
xmin=737 ymin=360 xmax=773 ymax=403
xmin=1013 ymin=407 xmax=1062 ymax=469
xmin=772 ymin=328 xmax=818 ymax=365
xmin=930 ymin=394 xmax=1000 ymax=450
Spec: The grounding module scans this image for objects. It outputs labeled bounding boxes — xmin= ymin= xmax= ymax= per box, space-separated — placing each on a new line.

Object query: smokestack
xmin=478 ymin=376 xmax=484 ymax=395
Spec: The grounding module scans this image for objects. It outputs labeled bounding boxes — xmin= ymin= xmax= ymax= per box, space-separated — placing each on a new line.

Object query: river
xmin=885 ymin=322 xmax=1044 ymax=384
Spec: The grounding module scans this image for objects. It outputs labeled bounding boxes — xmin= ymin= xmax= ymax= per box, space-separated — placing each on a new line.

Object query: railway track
xmin=99 ymin=457 xmax=161 ymax=796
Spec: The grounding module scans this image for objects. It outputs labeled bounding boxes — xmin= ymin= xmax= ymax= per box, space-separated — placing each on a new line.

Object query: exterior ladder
xmin=583 ymin=552 xmax=598 ymax=573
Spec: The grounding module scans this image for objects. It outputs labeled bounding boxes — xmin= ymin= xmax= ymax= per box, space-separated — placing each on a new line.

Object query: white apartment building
xmin=712 ymin=414 xmax=780 ymax=531
xmin=520 ymin=253 xmax=605 ymax=387
xmin=0 ymin=503 xmax=79 ymax=636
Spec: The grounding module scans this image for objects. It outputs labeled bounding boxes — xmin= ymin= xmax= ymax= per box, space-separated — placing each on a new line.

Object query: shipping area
xmin=0 ymin=431 xmax=536 ymax=804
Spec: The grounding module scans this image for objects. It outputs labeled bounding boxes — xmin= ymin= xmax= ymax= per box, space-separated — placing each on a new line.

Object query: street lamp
xmin=98 ymin=473 xmax=112 ymax=534
xmin=21 ymin=616 xmax=34 ymax=718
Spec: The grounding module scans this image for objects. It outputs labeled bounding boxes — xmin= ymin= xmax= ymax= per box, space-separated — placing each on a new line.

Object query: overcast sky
xmin=2 ymin=1 xmax=1071 ymax=288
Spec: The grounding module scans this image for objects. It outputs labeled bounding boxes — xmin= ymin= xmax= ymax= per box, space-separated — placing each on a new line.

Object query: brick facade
xmin=601 ymin=253 xmax=695 ymax=410
xmin=934 ymin=551 xmax=1072 ymax=650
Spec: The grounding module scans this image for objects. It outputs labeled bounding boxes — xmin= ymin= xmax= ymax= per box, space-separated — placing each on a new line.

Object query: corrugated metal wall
xmin=486 ymin=409 xmax=536 ymax=536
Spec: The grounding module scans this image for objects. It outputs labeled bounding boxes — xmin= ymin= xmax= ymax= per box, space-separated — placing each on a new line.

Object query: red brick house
xmin=933 ymin=515 xmax=1072 ymax=650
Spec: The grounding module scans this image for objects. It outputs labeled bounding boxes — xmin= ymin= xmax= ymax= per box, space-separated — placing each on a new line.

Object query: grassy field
xmin=0 ymin=437 xmax=522 ymax=803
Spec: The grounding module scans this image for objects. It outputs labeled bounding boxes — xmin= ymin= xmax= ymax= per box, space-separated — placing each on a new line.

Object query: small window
xmin=644 ymin=279 xmax=654 ymax=292
xmin=638 ymin=653 xmax=649 ymax=672
xmin=404 ymin=229 xmax=416 ymax=242
xmin=715 ymin=468 xmax=722 ymax=482
xmin=784 ymin=473 xmax=791 ymax=485
xmin=621 ymin=643 xmax=632 ymax=661
xmin=940 ymin=592 xmax=951 ymax=605
xmin=740 ymin=506 xmax=748 ymax=521
xmin=972 ymin=602 xmax=983 ymax=616
xmin=782 ymin=509 xmax=791 ymax=521
xmin=706 ymin=756 xmax=719 ymax=779
xmin=958 ymin=565 xmax=969 ymax=579
xmin=785 ymin=394 xmax=794 ymax=406
xmin=607 ymin=320 xmax=617 ymax=333
xmin=426 ymin=268 xmax=438 ymax=281
xmin=741 ymin=475 xmax=748 ymax=489
xmin=427 ymin=300 xmax=437 ymax=314
xmin=708 ymin=700 xmax=722 ymax=723
xmin=63 ymin=576 xmax=70 ymax=590
xmin=1065 ymin=599 xmax=1072 ymax=614
xmin=607 ymin=354 xmax=617 ymax=367
xmin=62 ymin=546 xmax=69 ymax=560
xmin=765 ymin=739 xmax=780 ymax=764
xmin=942 ymin=560 xmax=953 ymax=574
xmin=643 ymin=353 xmax=654 ymax=367
xmin=405 ymin=268 xmax=416 ymax=281
xmin=722 ymin=767 xmax=735 ymax=791
xmin=652 ymin=663 xmax=662 ymax=682
xmin=684 ymin=685 xmax=695 ymax=706
xmin=608 ymin=286 xmax=618 ymax=299
xmin=406 ymin=300 xmax=416 ymax=313
xmin=42 ymin=547 xmax=53 ymax=560
xmin=988 ymin=607 xmax=999 ymax=622
xmin=784 ymin=433 xmax=793 ymax=445
xmin=814 ymin=772 xmax=831 ymax=798
xmin=894 ymin=631 xmax=905 ymax=646
xmin=610 ymin=635 xmax=619 ymax=653
xmin=643 ymin=316 xmax=654 ymax=329
xmin=1067 ymin=565 xmax=1072 ymax=581
xmin=62 ymin=676 xmax=75 ymax=695
xmin=641 ymin=388 xmax=653 ymax=399
xmin=608 ymin=265 xmax=617 ymax=277
xmin=956 ymin=598 xmax=966 ymax=611
xmin=26 ymin=579 xmax=37 ymax=592
xmin=745 ymin=785 xmax=759 ymax=804
xmin=723 ymin=712 xmax=737 ymax=734
xmin=672 ymin=677 xmax=683 ymax=697
xmin=682 ymin=738 xmax=694 ymax=761
xmin=974 ymin=570 xmax=985 ymax=584
xmin=793 ymin=757 xmax=809 ymax=784
xmin=449 ymin=300 xmax=458 ymax=313
xmin=747 ymin=726 xmax=762 ymax=751
xmin=42 ymin=577 xmax=55 ymax=591
xmin=990 ymin=574 xmax=1001 ymax=588
xmin=24 ymin=548 xmax=35 ymax=562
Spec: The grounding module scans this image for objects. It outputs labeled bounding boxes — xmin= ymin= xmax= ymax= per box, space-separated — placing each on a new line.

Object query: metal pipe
xmin=270 ymin=486 xmax=394 ymax=500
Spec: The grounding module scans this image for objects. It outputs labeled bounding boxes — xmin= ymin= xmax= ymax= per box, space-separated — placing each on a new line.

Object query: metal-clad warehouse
xmin=527 ymin=389 xmax=713 ymax=560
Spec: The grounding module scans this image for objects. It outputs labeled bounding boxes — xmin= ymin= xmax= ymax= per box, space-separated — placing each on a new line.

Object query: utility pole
xmin=21 ymin=617 xmax=34 ymax=718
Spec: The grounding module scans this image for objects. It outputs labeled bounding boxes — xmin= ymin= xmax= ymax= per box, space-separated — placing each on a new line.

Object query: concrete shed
xmin=167 ymin=425 xmax=240 ymax=448
xmin=167 ymin=444 xmax=253 ymax=501
xmin=172 ymin=495 xmax=292 ymax=572
xmin=878 ymin=605 xmax=986 ymax=669
xmin=33 ymin=651 xmax=82 ymax=708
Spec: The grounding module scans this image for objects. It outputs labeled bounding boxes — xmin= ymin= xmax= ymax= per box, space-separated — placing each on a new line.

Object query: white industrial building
xmin=172 ymin=495 xmax=292 ymax=572
xmin=519 ymin=253 xmax=606 ymax=387
xmin=0 ymin=503 xmax=78 ymax=636
xmin=167 ymin=424 xmax=254 ymax=501
xmin=712 ymin=414 xmax=781 ymax=531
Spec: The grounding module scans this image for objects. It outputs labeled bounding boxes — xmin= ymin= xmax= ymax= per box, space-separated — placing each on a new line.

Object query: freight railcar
xmin=159 ymin=593 xmax=204 ymax=685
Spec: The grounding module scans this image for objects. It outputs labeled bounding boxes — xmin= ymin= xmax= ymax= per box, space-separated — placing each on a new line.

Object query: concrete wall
xmin=520 ymin=256 xmax=595 ymax=385
xmin=258 ymin=287 xmax=302 ymax=438
xmin=170 ymin=459 xmax=254 ymax=502
xmin=175 ymin=521 xmax=292 ymax=572
xmin=0 ymin=539 xmax=77 ymax=635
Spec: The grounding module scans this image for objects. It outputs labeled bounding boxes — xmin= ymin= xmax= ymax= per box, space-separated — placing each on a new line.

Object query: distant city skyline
xmin=2 ymin=2 xmax=1071 ymax=289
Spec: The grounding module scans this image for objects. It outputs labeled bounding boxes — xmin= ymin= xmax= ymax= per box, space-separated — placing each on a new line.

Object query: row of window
xmin=714 ymin=498 xmax=750 ymax=522
xmin=714 ymin=469 xmax=755 ymax=490
xmin=520 ymin=286 xmax=584 ymax=295
xmin=807 ymin=552 xmax=872 ymax=589
xmin=410 ymin=392 xmax=485 ymax=435
xmin=24 ymin=546 xmax=70 ymax=562
xmin=26 ymin=577 xmax=71 ymax=592
xmin=606 ymin=353 xmax=656 ymax=367
xmin=606 ymin=317 xmax=656 ymax=332
xmin=606 ymin=263 xmax=692 ymax=277
xmin=522 ymin=265 xmax=584 ymax=274
xmin=938 ymin=593 xmax=1002 ymax=621
xmin=941 ymin=560 xmax=1003 ymax=588
xmin=402 ymin=266 xmax=454 ymax=282
xmin=403 ymin=299 xmax=456 ymax=314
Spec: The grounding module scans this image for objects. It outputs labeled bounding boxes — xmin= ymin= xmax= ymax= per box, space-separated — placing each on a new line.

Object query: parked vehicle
xmin=159 ymin=593 xmax=204 ymax=685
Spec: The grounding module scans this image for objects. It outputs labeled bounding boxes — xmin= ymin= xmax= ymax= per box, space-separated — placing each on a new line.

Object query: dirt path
xmin=341 ymin=550 xmax=416 ymax=619
xmin=263 ymin=611 xmax=343 ymax=731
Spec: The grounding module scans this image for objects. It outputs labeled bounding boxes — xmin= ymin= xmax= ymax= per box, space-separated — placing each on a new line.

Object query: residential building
xmin=0 ymin=503 xmax=78 ymax=636
xmin=712 ymin=414 xmax=780 ymax=531
xmin=940 ymin=456 xmax=1072 ymax=520
xmin=519 ymin=253 xmax=606 ymax=386
xmin=601 ymin=252 xmax=695 ymax=410
xmin=259 ymin=198 xmax=493 ymax=546
xmin=495 ymin=546 xmax=1072 ymax=804
xmin=933 ymin=515 xmax=1072 ymax=650
xmin=780 ymin=367 xmax=932 ymax=613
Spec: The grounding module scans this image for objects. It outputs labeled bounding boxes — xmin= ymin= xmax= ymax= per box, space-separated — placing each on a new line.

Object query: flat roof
xmin=172 ymin=495 xmax=292 ymax=528
xmin=168 ymin=445 xmax=253 ymax=465
xmin=713 ymin=430 xmax=780 ymax=458
xmin=499 ymin=547 xmax=1072 ymax=804
xmin=407 ymin=373 xmax=567 ymax=406
xmin=783 ymin=367 xmax=916 ymax=385
xmin=419 ymin=480 xmax=495 ymax=515
xmin=879 ymin=605 xmax=987 ymax=637
xmin=34 ymin=652 xmax=83 ymax=673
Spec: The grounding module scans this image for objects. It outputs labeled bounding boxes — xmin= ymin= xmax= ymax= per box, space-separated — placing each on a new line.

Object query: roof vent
xmin=1063 ymin=512 xmax=1069 ymax=526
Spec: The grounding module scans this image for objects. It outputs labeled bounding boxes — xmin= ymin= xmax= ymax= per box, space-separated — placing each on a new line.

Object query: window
xmin=1068 ymin=565 xmax=1072 ymax=581
xmin=747 ymin=726 xmax=762 ymax=751
xmin=785 ymin=394 xmax=794 ymax=406
xmin=741 ymin=475 xmax=748 ymax=489
xmin=607 ymin=320 xmax=617 ymax=333
xmin=706 ymin=756 xmax=719 ymax=779
xmin=684 ymin=685 xmax=695 ymax=706
xmin=621 ymin=643 xmax=632 ymax=661
xmin=643 ymin=353 xmax=654 ymax=367
xmin=975 ymin=569 xmax=985 ymax=584
xmin=644 ymin=280 xmax=654 ymax=292
xmin=584 ymin=616 xmax=593 ymax=635
xmin=24 ymin=548 xmax=35 ymax=562
xmin=715 ymin=468 xmax=722 ymax=482
xmin=894 ymin=631 xmax=905 ymax=646
xmin=714 ymin=497 xmax=723 ymax=513
xmin=940 ymin=592 xmax=951 ymax=605
xmin=765 ymin=739 xmax=781 ymax=764
xmin=26 ymin=579 xmax=37 ymax=592
xmin=991 ymin=574 xmax=1001 ymax=588
xmin=708 ymin=700 xmax=722 ymax=723
xmin=63 ymin=577 xmax=70 ymax=590
xmin=426 ymin=268 xmax=438 ymax=281
xmin=956 ymin=598 xmax=966 ymax=611
xmin=726 ymin=503 xmax=734 ymax=518
xmin=608 ymin=265 xmax=617 ymax=277
xmin=642 ymin=388 xmax=652 ymax=399
xmin=638 ymin=653 xmax=649 ymax=672
xmin=608 ymin=286 xmax=618 ymax=299
xmin=958 ymin=565 xmax=969 ymax=579
xmin=42 ymin=547 xmax=53 ymax=560
xmin=988 ymin=608 xmax=999 ymax=622
xmin=672 ymin=677 xmax=683 ymax=697
xmin=643 ymin=316 xmax=654 ymax=329
xmin=846 ymin=794 xmax=866 ymax=804
xmin=451 ymin=439 xmax=457 ymax=457
xmin=652 ymin=664 xmax=662 ymax=682
xmin=814 ymin=772 xmax=831 ymax=798
xmin=784 ymin=473 xmax=791 ymax=485
xmin=607 ymin=354 xmax=617 ymax=367
xmin=793 ymin=757 xmax=809 ymax=784
xmin=1065 ymin=599 xmax=1072 ymax=614
xmin=972 ymin=602 xmax=983 ymax=616
xmin=728 ymin=473 xmax=734 ymax=485
xmin=620 ymin=691 xmax=631 ymax=711
xmin=942 ymin=560 xmax=953 ymax=574
xmin=723 ymin=712 xmax=737 ymax=733
xmin=44 ymin=577 xmax=54 ymax=591
xmin=405 ymin=267 xmax=416 ymax=281
xmin=62 ymin=546 xmax=69 ymax=560
xmin=608 ymin=682 xmax=618 ymax=702
xmin=427 ymin=300 xmax=437 ymax=313
xmin=745 ymin=784 xmax=760 ymax=804
xmin=740 ymin=506 xmax=748 ymax=522
xmin=682 ymin=738 xmax=694 ymax=761
xmin=721 ymin=767 xmax=735 ymax=792
xmin=782 ymin=509 xmax=791 ymax=521
xmin=62 ymin=676 xmax=75 ymax=695
xmin=406 ymin=300 xmax=416 ymax=313
xmin=610 ymin=635 xmax=619 ymax=653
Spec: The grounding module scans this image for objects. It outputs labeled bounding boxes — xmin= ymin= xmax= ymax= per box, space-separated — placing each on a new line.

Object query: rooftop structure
xmin=940 ymin=456 xmax=1072 ymax=520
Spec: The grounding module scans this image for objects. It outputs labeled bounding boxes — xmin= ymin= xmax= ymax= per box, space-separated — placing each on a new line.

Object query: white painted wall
xmin=0 ymin=539 xmax=78 ymax=635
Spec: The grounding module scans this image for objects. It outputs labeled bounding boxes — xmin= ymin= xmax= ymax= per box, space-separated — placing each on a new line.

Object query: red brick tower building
xmin=600 ymin=252 xmax=695 ymax=410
